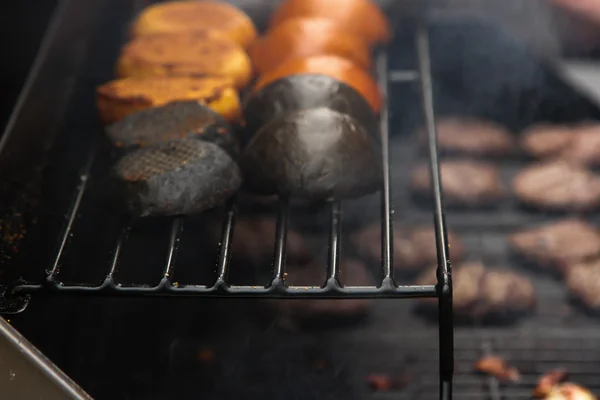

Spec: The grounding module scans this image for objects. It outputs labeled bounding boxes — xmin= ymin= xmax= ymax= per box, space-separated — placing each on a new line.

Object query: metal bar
xmin=481 ymin=339 xmax=503 ymax=400
xmin=10 ymin=282 xmax=437 ymax=298
xmin=158 ymin=217 xmax=183 ymax=286
xmin=326 ymin=201 xmax=342 ymax=287
xmin=375 ymin=51 xmax=396 ymax=288
xmin=0 ymin=316 xmax=94 ymax=400
xmin=389 ymin=70 xmax=420 ymax=83
xmin=270 ymin=197 xmax=289 ymax=288
xmin=416 ymin=25 xmax=454 ymax=400
xmin=214 ymin=198 xmax=237 ymax=287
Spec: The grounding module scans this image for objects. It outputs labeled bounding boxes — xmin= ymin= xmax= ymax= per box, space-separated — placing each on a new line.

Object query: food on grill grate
xmin=110 ymin=139 xmax=241 ymax=218
xmin=240 ymin=107 xmax=382 ymax=199
xmin=250 ymin=18 xmax=372 ymax=75
xmin=566 ymin=259 xmax=600 ymax=311
xmin=474 ymin=355 xmax=520 ymax=382
xmin=116 ymin=32 xmax=253 ymax=89
xmin=521 ymin=122 xmax=600 ymax=166
xmin=350 ymin=224 xmax=465 ymax=274
xmin=242 ymin=74 xmax=379 ymax=145
xmin=105 ymin=101 xmax=240 ymax=158
xmin=130 ymin=0 xmax=258 ymax=49
xmin=269 ymin=0 xmax=391 ymax=45
xmin=366 ymin=373 xmax=412 ymax=391
xmin=96 ymin=76 xmax=241 ymax=125
xmin=253 ymin=55 xmax=382 ymax=113
xmin=418 ymin=117 xmax=515 ymax=157
xmin=508 ymin=219 xmax=600 ymax=276
xmin=206 ymin=217 xmax=312 ymax=266
xmin=534 ymin=369 xmax=569 ymax=398
xmin=414 ymin=262 xmax=536 ymax=322
xmin=512 ymin=160 xmax=600 ymax=211
xmin=268 ymin=259 xmax=374 ymax=323
xmin=410 ymin=160 xmax=505 ymax=206
xmin=544 ymin=383 xmax=597 ymax=400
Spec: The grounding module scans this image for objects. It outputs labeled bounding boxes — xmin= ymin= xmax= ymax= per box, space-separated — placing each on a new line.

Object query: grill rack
xmin=0 ymin=1 xmax=454 ymax=397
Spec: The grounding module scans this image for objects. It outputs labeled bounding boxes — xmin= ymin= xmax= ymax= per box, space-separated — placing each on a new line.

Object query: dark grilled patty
xmin=509 ymin=219 xmax=600 ymax=276
xmin=351 ymin=224 xmax=466 ymax=273
xmin=414 ymin=262 xmax=536 ymax=321
xmin=512 ymin=160 xmax=600 ymax=211
xmin=418 ymin=117 xmax=515 ymax=157
xmin=410 ymin=160 xmax=505 ymax=206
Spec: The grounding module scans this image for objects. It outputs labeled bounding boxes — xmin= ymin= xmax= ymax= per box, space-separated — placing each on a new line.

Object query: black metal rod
xmin=416 ymin=25 xmax=454 ymax=400
xmin=160 ymin=217 xmax=183 ymax=284
xmin=215 ymin=199 xmax=237 ymax=286
xmin=271 ymin=197 xmax=290 ymax=288
xmin=326 ymin=201 xmax=342 ymax=286
xmin=375 ymin=51 xmax=395 ymax=287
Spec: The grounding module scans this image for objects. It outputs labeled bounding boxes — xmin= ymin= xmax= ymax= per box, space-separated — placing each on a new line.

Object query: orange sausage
xmin=268 ymin=0 xmax=391 ymax=46
xmin=250 ymin=18 xmax=372 ymax=74
xmin=254 ymin=55 xmax=382 ymax=113
xmin=131 ymin=0 xmax=258 ymax=49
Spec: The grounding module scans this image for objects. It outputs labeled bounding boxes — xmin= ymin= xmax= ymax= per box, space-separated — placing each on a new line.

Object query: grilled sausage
xmin=566 ymin=258 xmax=600 ymax=313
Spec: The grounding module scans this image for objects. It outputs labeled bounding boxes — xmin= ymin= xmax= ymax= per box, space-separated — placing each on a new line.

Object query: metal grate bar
xmin=481 ymin=339 xmax=503 ymax=400
xmin=326 ymin=201 xmax=342 ymax=286
xmin=270 ymin=197 xmax=289 ymax=288
xmin=416 ymin=25 xmax=454 ymax=400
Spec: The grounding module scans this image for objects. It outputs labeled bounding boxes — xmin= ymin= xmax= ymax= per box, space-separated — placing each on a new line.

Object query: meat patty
xmin=350 ymin=224 xmax=466 ymax=274
xmin=512 ymin=160 xmax=600 ymax=211
xmin=419 ymin=117 xmax=515 ymax=156
xmin=566 ymin=258 xmax=600 ymax=312
xmin=521 ymin=122 xmax=600 ymax=166
xmin=411 ymin=160 xmax=505 ymax=206
xmin=206 ymin=217 xmax=312 ymax=266
xmin=508 ymin=219 xmax=600 ymax=276
xmin=414 ymin=262 xmax=536 ymax=321
xmin=266 ymin=259 xmax=374 ymax=323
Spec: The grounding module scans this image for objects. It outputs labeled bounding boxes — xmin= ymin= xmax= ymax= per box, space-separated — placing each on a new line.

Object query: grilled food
xmin=110 ymin=139 xmax=241 ymax=218
xmin=240 ymin=107 xmax=382 ymax=199
xmin=130 ymin=0 xmax=258 ymax=49
xmin=105 ymin=101 xmax=239 ymax=158
xmin=242 ymin=74 xmax=379 ymax=145
xmin=414 ymin=262 xmax=536 ymax=322
xmin=96 ymin=76 xmax=241 ymax=125
xmin=521 ymin=122 xmax=600 ymax=166
xmin=350 ymin=224 xmax=466 ymax=274
xmin=116 ymin=32 xmax=253 ymax=89
xmin=508 ymin=219 xmax=600 ymax=276
xmin=418 ymin=117 xmax=515 ymax=156
xmin=512 ymin=160 xmax=600 ymax=211
xmin=566 ymin=259 xmax=600 ymax=312
xmin=268 ymin=259 xmax=374 ymax=322
xmin=410 ymin=160 xmax=505 ymax=206
xmin=545 ymin=383 xmax=597 ymax=400
xmin=250 ymin=18 xmax=372 ymax=75
xmin=253 ymin=55 xmax=382 ymax=113
xmin=206 ymin=217 xmax=312 ymax=267
xmin=269 ymin=0 xmax=391 ymax=46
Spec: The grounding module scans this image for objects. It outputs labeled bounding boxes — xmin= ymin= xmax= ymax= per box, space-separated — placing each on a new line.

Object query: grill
xmin=2 ymin=0 xmax=600 ymax=399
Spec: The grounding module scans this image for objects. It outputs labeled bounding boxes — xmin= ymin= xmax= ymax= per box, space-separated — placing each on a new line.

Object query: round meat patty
xmin=350 ymin=223 xmax=466 ymax=274
xmin=512 ymin=160 xmax=600 ymax=212
xmin=419 ymin=117 xmax=515 ymax=157
xmin=521 ymin=122 xmax=600 ymax=166
xmin=414 ymin=262 xmax=536 ymax=323
xmin=566 ymin=259 xmax=600 ymax=312
xmin=508 ymin=219 xmax=600 ymax=276
xmin=411 ymin=160 xmax=505 ymax=207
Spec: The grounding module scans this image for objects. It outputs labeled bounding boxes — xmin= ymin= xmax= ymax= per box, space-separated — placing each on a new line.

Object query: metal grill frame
xmin=0 ymin=1 xmax=455 ymax=397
